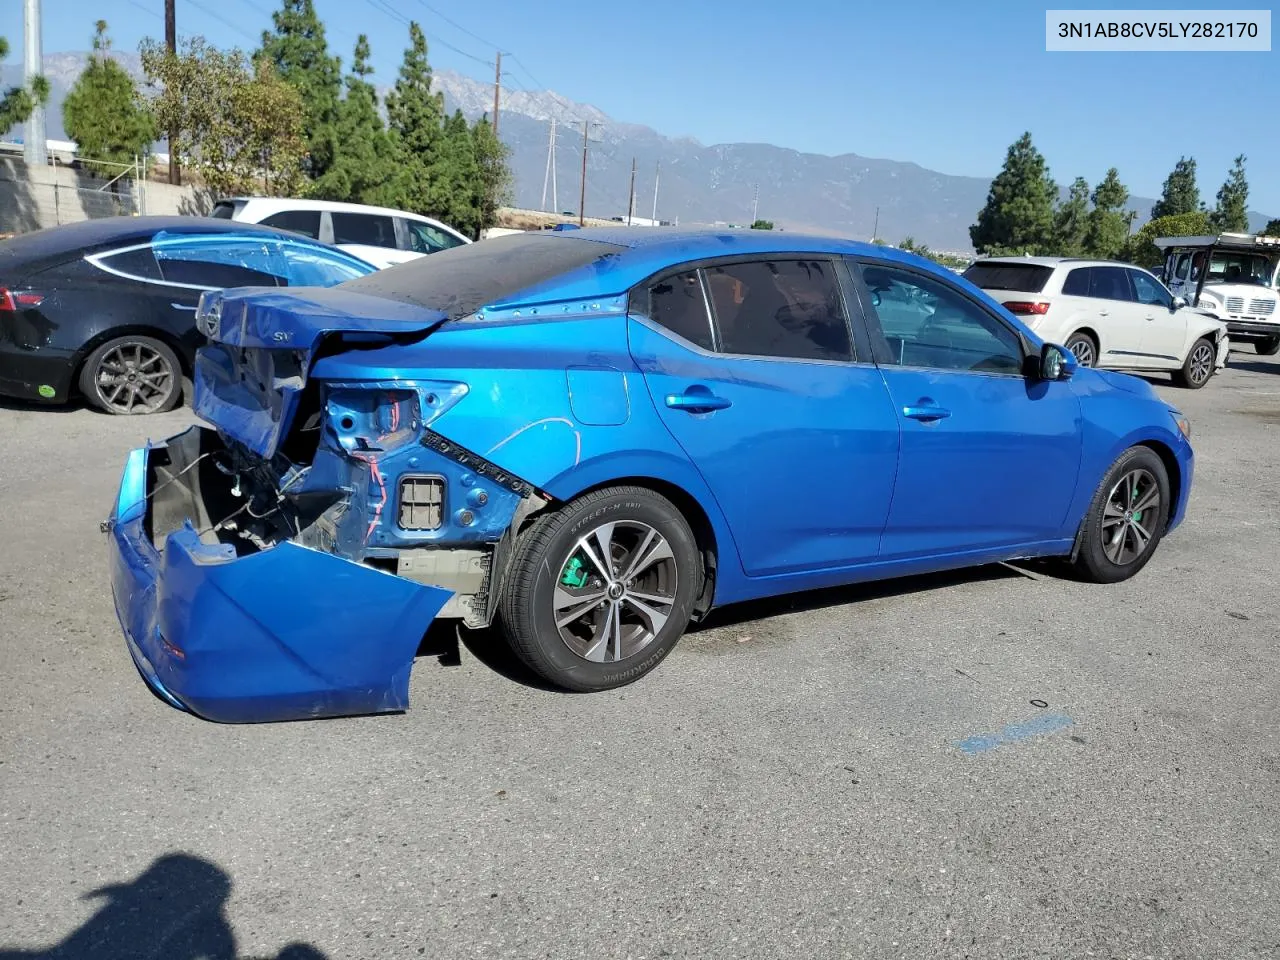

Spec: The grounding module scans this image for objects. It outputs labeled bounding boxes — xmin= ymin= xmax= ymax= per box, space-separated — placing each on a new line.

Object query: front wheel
xmin=495 ymin=486 xmax=701 ymax=692
xmin=1173 ymin=336 xmax=1216 ymax=389
xmin=1255 ymin=336 xmax=1280 ymax=357
xmin=1069 ymin=446 xmax=1170 ymax=584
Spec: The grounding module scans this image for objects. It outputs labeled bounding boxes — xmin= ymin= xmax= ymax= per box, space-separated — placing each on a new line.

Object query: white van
xmin=210 ymin=197 xmax=471 ymax=269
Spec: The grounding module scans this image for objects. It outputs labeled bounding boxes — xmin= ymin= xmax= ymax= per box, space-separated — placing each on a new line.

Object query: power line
xmin=125 ymin=0 xmax=163 ymax=20
xmin=183 ymin=0 xmax=260 ymax=44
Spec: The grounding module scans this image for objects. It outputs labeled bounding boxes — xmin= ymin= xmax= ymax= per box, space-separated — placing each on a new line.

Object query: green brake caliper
xmin=560 ymin=556 xmax=589 ymax=589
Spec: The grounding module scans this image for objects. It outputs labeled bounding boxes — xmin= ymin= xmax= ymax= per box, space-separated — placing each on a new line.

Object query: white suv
xmin=210 ymin=198 xmax=471 ymax=269
xmin=962 ymin=257 xmax=1229 ymax=388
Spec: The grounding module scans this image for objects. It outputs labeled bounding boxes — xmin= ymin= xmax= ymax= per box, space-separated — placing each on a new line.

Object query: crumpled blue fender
xmin=108 ymin=437 xmax=453 ymax=723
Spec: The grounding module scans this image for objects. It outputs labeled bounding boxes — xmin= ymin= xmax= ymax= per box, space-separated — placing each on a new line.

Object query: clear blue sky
xmin=5 ymin=0 xmax=1278 ymax=214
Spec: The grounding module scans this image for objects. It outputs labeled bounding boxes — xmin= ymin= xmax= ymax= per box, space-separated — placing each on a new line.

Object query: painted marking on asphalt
xmin=954 ymin=713 xmax=1074 ymax=755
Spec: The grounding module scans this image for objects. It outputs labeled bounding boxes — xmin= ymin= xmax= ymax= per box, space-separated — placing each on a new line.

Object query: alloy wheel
xmin=1068 ymin=338 xmax=1096 ymax=367
xmin=1187 ymin=342 xmax=1214 ymax=385
xmin=93 ymin=341 xmax=176 ymax=414
xmin=1101 ymin=468 xmax=1161 ymax=565
xmin=553 ymin=520 xmax=679 ymax=663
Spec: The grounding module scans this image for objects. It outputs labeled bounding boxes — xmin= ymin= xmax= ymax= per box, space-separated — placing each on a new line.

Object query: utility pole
xmin=872 ymin=206 xmax=879 ymax=242
xmin=22 ymin=0 xmax=46 ymax=168
xmin=652 ymin=161 xmax=660 ymax=222
xmin=626 ymin=157 xmax=636 ymax=225
xmin=751 ymin=183 xmax=759 ymax=224
xmin=165 ymin=0 xmax=179 ymax=184
xmin=541 ymin=118 xmax=557 ymax=212
xmin=577 ymin=120 xmax=599 ymax=227
xmin=492 ymin=51 xmax=502 ymax=139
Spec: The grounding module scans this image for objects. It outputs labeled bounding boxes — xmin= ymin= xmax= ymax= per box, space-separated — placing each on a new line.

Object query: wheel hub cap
xmin=1101 ymin=468 xmax=1160 ymax=565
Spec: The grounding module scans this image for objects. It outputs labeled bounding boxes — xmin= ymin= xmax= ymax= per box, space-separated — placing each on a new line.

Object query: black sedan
xmin=0 ymin=216 xmax=376 ymax=414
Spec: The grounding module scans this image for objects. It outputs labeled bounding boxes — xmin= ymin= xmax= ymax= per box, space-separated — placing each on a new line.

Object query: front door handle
xmin=665 ymin=390 xmax=731 ymax=413
xmin=903 ymin=404 xmax=951 ymax=423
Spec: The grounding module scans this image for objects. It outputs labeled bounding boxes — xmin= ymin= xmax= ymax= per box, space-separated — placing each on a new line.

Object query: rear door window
xmin=152 ymin=238 xmax=285 ymax=289
xmin=331 ymin=212 xmax=397 ymax=249
xmin=261 ymin=210 xmax=322 ymax=239
xmin=92 ymin=245 xmax=163 ymax=282
xmin=1088 ymin=266 xmax=1135 ymax=301
xmin=704 ymin=259 xmax=852 ymax=362
xmin=961 ymin=262 xmax=1053 ymax=293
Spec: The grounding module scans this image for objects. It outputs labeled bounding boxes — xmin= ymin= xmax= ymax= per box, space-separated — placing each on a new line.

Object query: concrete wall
xmin=0 ymin=157 xmax=205 ymax=234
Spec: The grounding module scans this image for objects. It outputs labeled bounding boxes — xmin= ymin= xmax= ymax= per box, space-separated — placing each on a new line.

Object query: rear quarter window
xmin=342 ymin=233 xmax=627 ymax=319
xmin=961 ymin=262 xmax=1054 ymax=293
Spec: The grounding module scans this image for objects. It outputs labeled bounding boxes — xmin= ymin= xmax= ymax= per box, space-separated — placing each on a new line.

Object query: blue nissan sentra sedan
xmin=104 ymin=228 xmax=1194 ymax=723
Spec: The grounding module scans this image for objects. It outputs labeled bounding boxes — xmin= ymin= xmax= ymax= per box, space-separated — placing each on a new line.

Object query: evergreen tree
xmin=1082 ymin=167 xmax=1131 ymax=260
xmin=471 ymin=113 xmax=512 ymax=237
xmin=63 ymin=21 xmax=155 ymax=170
xmin=257 ymin=0 xmax=341 ymax=181
xmin=1123 ymin=211 xmax=1211 ymax=268
xmin=312 ymin=35 xmax=397 ymax=205
xmin=385 ymin=21 xmax=444 ymax=215
xmin=1150 ymin=156 xmax=1200 ymax=219
xmin=1209 ymin=154 xmax=1249 ymax=233
xmin=1262 ymin=218 xmax=1280 ymax=237
xmin=430 ymin=109 xmax=480 ymax=234
xmin=0 ymin=36 xmax=49 ymax=136
xmin=969 ymin=132 xmax=1057 ymax=255
xmin=1053 ymin=176 xmax=1091 ymax=256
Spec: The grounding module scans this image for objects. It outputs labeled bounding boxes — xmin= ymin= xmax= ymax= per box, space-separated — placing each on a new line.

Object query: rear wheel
xmin=1172 ymin=336 xmax=1215 ymax=389
xmin=1069 ymin=446 xmax=1170 ymax=584
xmin=79 ymin=335 xmax=182 ymax=415
xmin=1255 ymin=336 xmax=1280 ymax=356
xmin=1065 ymin=332 xmax=1097 ymax=368
xmin=495 ymin=486 xmax=701 ymax=692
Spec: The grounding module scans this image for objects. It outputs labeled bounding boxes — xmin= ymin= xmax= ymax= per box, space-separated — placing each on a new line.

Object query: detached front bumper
xmin=106 ymin=427 xmax=453 ymax=723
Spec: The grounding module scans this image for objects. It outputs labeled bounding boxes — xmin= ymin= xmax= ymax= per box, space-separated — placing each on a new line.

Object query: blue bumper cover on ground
xmin=107 ymin=431 xmax=453 ymax=724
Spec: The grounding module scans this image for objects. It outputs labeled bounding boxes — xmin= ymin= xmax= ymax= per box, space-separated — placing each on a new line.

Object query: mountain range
xmin=4 ymin=51 xmax=1274 ymax=250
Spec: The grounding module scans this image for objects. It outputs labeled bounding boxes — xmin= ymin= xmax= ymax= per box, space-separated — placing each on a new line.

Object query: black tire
xmin=1069 ymin=446 xmax=1170 ymax=584
xmin=1172 ymin=336 xmax=1216 ymax=389
xmin=79 ymin=335 xmax=183 ymax=415
xmin=1065 ymin=332 xmax=1097 ymax=368
xmin=495 ymin=486 xmax=701 ymax=692
xmin=1255 ymin=336 xmax=1280 ymax=357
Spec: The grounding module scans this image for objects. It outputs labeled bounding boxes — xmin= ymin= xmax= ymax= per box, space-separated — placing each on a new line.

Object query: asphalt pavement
xmin=1 ymin=355 xmax=1278 ymax=959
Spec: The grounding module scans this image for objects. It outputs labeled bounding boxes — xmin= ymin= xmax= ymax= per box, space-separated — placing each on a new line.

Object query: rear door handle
xmin=903 ymin=404 xmax=951 ymax=423
xmin=665 ymin=390 xmax=731 ymax=413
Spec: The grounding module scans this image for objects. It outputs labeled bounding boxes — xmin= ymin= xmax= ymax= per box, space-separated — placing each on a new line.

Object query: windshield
xmin=1196 ymin=251 xmax=1278 ymax=287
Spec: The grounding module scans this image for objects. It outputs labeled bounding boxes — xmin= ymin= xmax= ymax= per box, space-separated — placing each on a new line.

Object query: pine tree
xmin=1263 ymin=218 xmax=1280 ymax=237
xmin=1150 ymin=156 xmax=1200 ymax=219
xmin=430 ymin=109 xmax=480 ymax=234
xmin=1053 ymin=177 xmax=1091 ymax=256
xmin=1082 ymin=167 xmax=1131 ymax=260
xmin=969 ymin=132 xmax=1057 ymax=255
xmin=63 ymin=22 xmax=155 ymax=170
xmin=1209 ymin=154 xmax=1249 ymax=233
xmin=0 ymin=36 xmax=49 ymax=135
xmin=471 ymin=113 xmax=512 ymax=237
xmin=312 ymin=34 xmax=397 ymax=204
xmin=257 ymin=0 xmax=341 ymax=182
xmin=385 ymin=21 xmax=444 ymax=215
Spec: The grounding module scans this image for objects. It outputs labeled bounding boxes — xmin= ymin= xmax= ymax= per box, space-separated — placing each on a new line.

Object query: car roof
xmin=226 ymin=196 xmax=459 ymax=227
xmin=972 ymin=255 xmax=1148 ymax=270
xmin=0 ymin=215 xmax=300 ymax=265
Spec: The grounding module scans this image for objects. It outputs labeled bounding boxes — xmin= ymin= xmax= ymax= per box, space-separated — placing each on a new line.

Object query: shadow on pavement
xmin=0 ymin=852 xmax=327 ymax=960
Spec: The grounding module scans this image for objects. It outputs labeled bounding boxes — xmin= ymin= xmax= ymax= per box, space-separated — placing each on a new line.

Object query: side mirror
xmin=1039 ymin=342 xmax=1077 ymax=381
xmin=1171 ymin=295 xmax=1188 ymax=310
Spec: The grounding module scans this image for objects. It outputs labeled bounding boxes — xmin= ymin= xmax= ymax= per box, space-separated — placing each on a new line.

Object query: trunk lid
xmin=193 ymin=287 xmax=448 ymax=459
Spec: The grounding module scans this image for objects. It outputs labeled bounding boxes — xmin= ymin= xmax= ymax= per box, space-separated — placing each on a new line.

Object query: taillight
xmin=1004 ymin=301 xmax=1050 ymax=315
xmin=0 ymin=288 xmax=44 ymax=310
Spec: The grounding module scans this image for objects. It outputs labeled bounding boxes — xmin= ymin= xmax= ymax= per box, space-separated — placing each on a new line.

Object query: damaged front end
xmin=105 ymin=289 xmax=546 ymax=723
